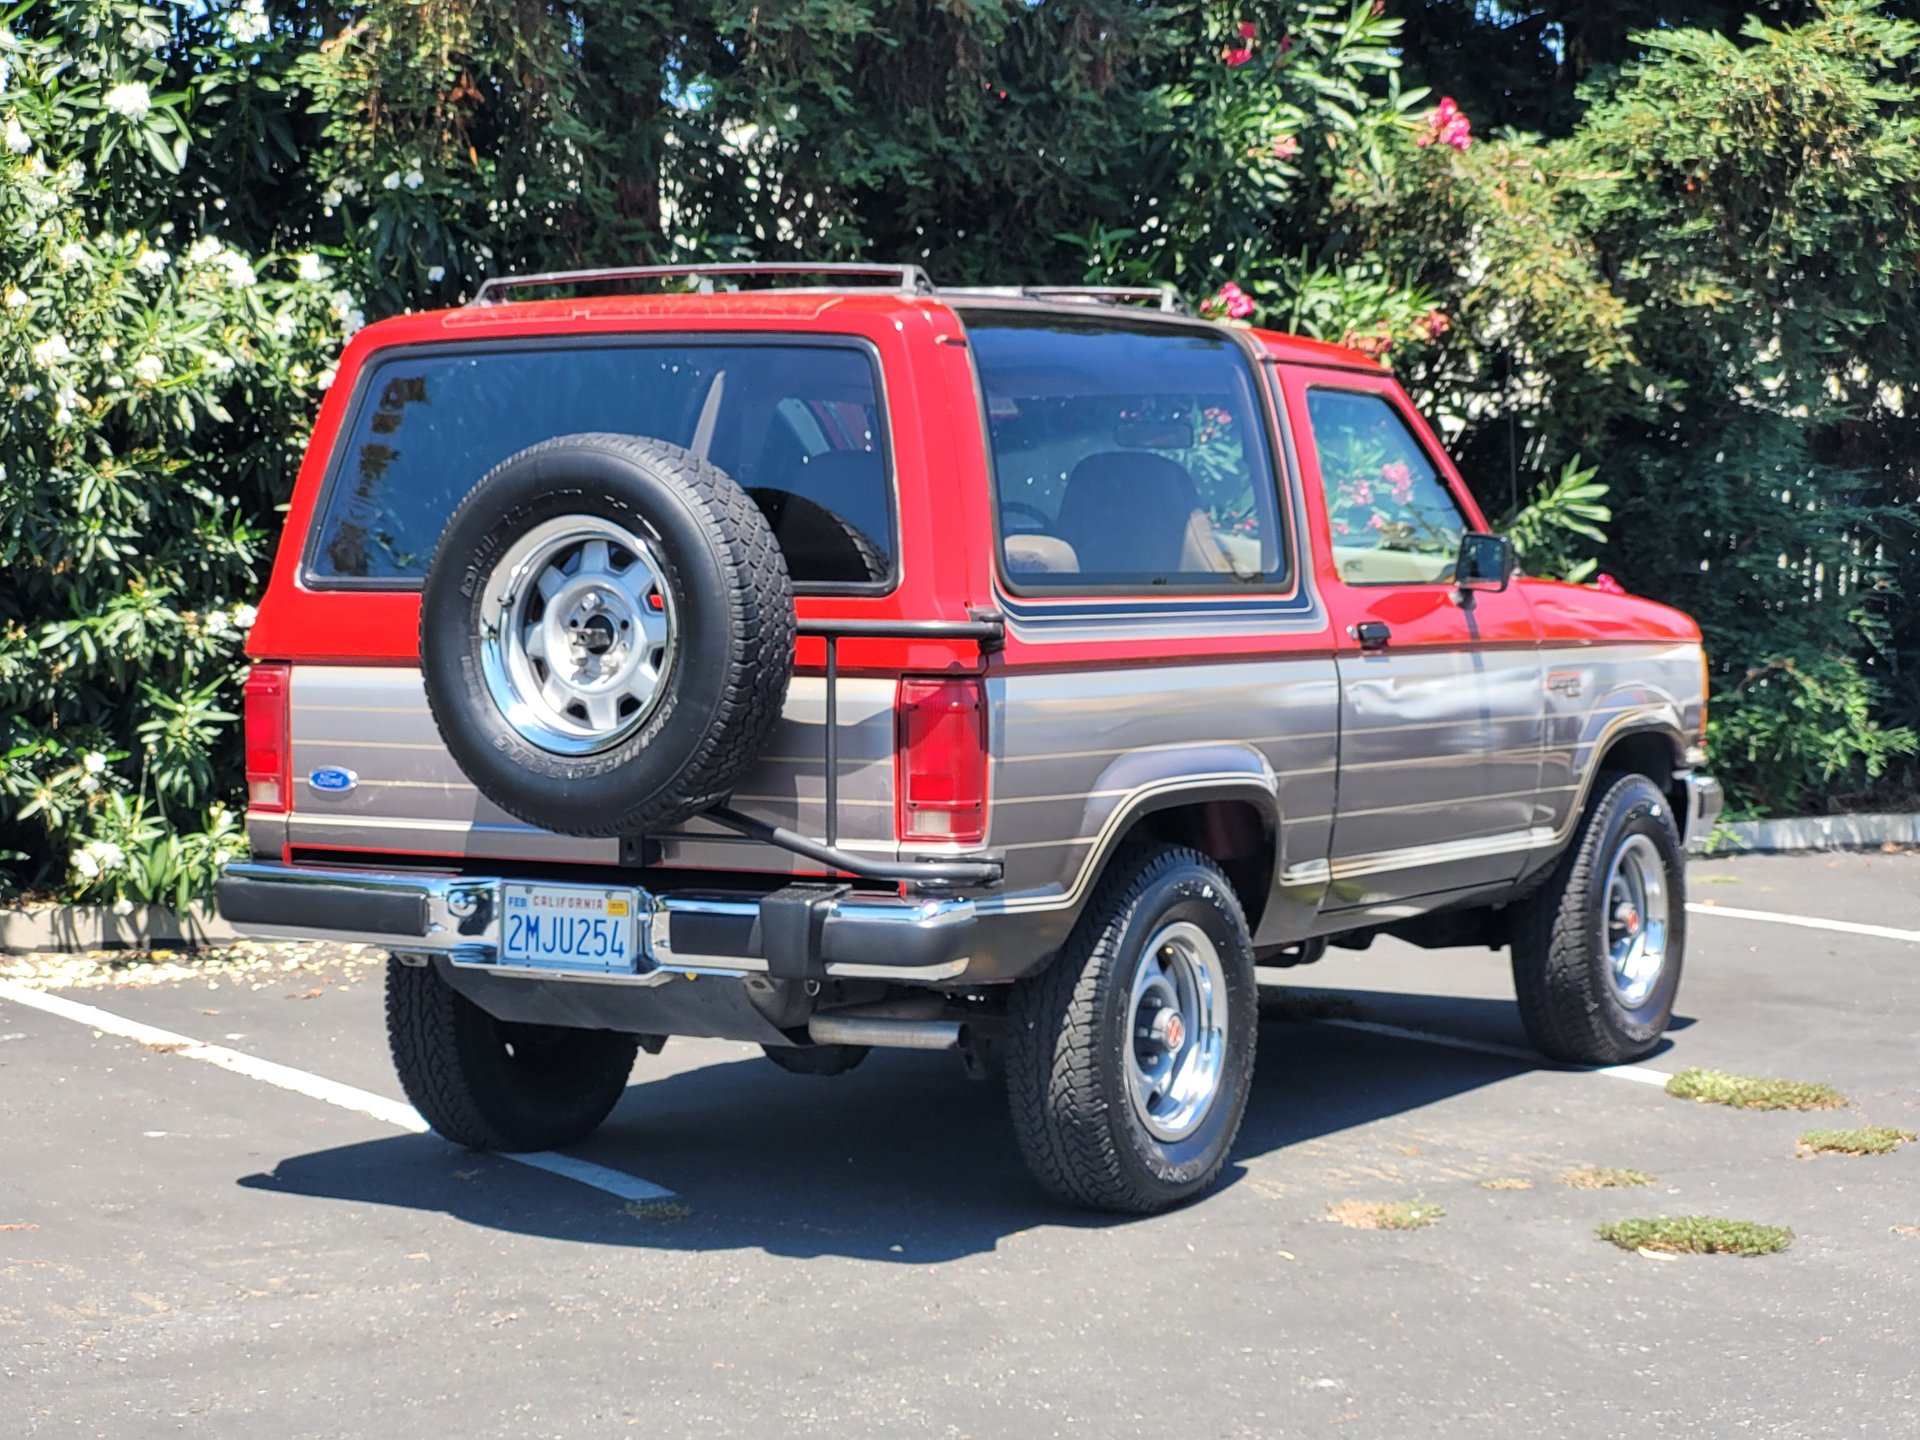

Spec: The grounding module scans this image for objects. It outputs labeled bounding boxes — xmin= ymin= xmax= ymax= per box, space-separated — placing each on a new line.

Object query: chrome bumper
xmin=1679 ymin=772 xmax=1725 ymax=853
xmin=215 ymin=861 xmax=976 ymax=985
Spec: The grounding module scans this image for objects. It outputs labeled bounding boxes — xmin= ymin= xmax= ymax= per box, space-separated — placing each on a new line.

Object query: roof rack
xmin=1019 ymin=285 xmax=1190 ymax=315
xmin=469 ymin=262 xmax=935 ymax=307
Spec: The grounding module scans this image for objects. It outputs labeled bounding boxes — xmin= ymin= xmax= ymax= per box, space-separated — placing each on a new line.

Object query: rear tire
xmin=385 ymin=959 xmax=637 ymax=1151
xmin=1006 ymin=846 xmax=1257 ymax=1214
xmin=1511 ymin=772 xmax=1686 ymax=1064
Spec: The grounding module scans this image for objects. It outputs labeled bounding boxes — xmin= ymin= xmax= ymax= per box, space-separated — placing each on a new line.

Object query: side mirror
xmin=1455 ymin=532 xmax=1514 ymax=593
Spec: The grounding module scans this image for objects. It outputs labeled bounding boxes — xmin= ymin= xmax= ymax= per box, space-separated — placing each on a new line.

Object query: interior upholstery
xmin=1053 ymin=451 xmax=1231 ymax=578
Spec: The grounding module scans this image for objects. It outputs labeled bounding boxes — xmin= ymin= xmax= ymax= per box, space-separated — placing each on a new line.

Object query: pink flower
xmin=1593 ymin=573 xmax=1627 ymax=595
xmin=1272 ymin=134 xmax=1300 ymax=161
xmin=1207 ymin=281 xmax=1256 ymax=319
xmin=1392 ymin=479 xmax=1414 ymax=505
xmin=1416 ymin=97 xmax=1473 ymax=152
xmin=1278 ymin=34 xmax=1292 ymax=56
xmin=1341 ymin=328 xmax=1393 ymax=357
xmin=1239 ymin=21 xmax=1257 ymax=40
xmin=1415 ymin=309 xmax=1450 ymax=340
xmin=1351 ymin=480 xmax=1373 ymax=505
xmin=1367 ymin=513 xmax=1387 ymax=531
xmin=1380 ymin=461 xmax=1411 ymax=485
xmin=1332 ymin=519 xmax=1349 ymax=536
xmin=1223 ymin=45 xmax=1253 ymax=67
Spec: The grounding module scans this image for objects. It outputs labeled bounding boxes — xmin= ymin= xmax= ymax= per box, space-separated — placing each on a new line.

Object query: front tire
xmin=1511 ymin=772 xmax=1686 ymax=1064
xmin=385 ymin=959 xmax=638 ymax=1151
xmin=1006 ymin=847 xmax=1258 ymax=1214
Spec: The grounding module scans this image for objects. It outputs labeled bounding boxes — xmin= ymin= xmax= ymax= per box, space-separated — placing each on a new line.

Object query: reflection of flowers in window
xmin=1323 ymin=439 xmax=1448 ymax=553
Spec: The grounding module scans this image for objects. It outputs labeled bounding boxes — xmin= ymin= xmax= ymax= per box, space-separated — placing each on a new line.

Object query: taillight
xmin=895 ymin=676 xmax=988 ymax=845
xmin=243 ymin=663 xmax=292 ymax=813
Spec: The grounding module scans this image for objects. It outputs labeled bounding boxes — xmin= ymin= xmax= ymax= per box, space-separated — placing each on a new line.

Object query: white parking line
xmin=1686 ymin=903 xmax=1920 ymax=946
xmin=0 ymin=977 xmax=674 ymax=1203
xmin=1316 ymin=1017 xmax=1674 ymax=1087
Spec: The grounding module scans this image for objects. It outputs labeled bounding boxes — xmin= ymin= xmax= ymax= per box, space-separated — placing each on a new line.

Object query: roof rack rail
xmin=469 ymin=262 xmax=936 ymax=307
xmin=1019 ymin=285 xmax=1190 ymax=315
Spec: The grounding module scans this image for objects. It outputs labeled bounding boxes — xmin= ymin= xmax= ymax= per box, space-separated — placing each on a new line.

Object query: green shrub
xmin=0 ymin=3 xmax=348 ymax=907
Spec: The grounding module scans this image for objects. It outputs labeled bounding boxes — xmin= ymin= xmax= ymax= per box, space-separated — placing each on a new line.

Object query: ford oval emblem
xmin=307 ymin=766 xmax=358 ymax=795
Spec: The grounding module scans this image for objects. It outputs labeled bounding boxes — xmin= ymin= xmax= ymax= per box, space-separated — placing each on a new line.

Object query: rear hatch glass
xmin=307 ymin=339 xmax=895 ymax=589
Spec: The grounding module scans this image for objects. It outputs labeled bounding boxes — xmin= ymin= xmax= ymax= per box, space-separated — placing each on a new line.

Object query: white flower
xmin=88 ymin=840 xmax=125 ymax=871
xmin=57 ymin=241 xmax=85 ymax=268
xmin=0 ymin=58 xmax=10 ymax=93
xmin=315 ymin=367 xmax=337 ymax=390
xmin=205 ymin=609 xmax=230 ymax=635
xmin=403 ymin=166 xmax=424 ymax=189
xmin=219 ymin=254 xmax=255 ymax=288
xmin=83 ymin=750 xmax=107 ymax=774
xmin=426 ymin=265 xmax=446 ymax=283
xmin=321 ymin=188 xmax=341 ymax=210
xmin=272 ymin=312 xmax=296 ymax=340
xmin=233 ymin=604 xmax=258 ymax=629
xmin=3 ymin=286 xmax=26 ymax=308
xmin=98 ymin=343 xmax=115 ymax=362
xmin=103 ymin=83 xmax=152 ymax=121
xmin=112 ymin=897 xmax=134 ymax=916
xmin=381 ymin=171 xmax=400 ymax=191
xmin=127 ymin=24 xmax=169 ymax=53
xmin=3 ymin=117 xmax=27 ymax=153
xmin=31 ymin=334 xmax=71 ymax=366
xmin=208 ymin=353 xmax=236 ymax=375
xmin=131 ymin=354 xmax=164 ymax=384
xmin=296 ymin=252 xmax=324 ymax=282
xmin=72 ymin=849 xmax=100 ymax=880
xmin=186 ymin=236 xmax=222 ymax=264
xmin=17 ymin=383 xmax=37 ymax=401
xmin=225 ymin=1 xmax=270 ymax=45
xmin=134 ymin=245 xmax=170 ymax=276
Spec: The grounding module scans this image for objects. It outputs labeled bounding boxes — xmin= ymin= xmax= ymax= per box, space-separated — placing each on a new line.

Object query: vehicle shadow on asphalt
xmin=237 ymin=992 xmax=1655 ymax=1261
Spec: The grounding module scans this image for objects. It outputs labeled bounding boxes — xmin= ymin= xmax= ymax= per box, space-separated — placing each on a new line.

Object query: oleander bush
xmin=3 ymin=0 xmax=1917 ymax=904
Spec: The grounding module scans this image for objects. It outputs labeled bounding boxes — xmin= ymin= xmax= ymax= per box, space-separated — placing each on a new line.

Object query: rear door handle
xmin=1349 ymin=621 xmax=1391 ymax=650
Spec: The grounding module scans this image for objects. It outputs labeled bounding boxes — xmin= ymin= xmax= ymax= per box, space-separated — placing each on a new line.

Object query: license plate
xmin=500 ymin=884 xmax=641 ymax=973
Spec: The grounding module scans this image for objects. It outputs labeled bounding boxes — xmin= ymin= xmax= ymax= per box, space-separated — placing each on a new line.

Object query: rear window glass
xmin=966 ymin=313 xmax=1286 ymax=591
xmin=308 ymin=340 xmax=894 ymax=588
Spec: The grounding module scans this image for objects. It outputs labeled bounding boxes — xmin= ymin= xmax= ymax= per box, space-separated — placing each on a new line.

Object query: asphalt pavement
xmin=2 ymin=851 xmax=1916 ymax=1438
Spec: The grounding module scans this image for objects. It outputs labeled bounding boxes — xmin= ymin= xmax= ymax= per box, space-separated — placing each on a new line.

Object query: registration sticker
xmin=501 ymin=884 xmax=642 ymax=974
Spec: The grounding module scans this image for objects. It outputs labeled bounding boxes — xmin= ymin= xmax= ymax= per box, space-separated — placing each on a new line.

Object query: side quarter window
xmin=968 ymin=314 xmax=1288 ymax=592
xmin=1306 ymin=388 xmax=1466 ymax=586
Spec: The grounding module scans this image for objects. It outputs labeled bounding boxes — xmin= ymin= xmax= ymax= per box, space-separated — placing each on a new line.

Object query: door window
xmin=1306 ymin=389 xmax=1466 ymax=585
xmin=966 ymin=313 xmax=1287 ymax=591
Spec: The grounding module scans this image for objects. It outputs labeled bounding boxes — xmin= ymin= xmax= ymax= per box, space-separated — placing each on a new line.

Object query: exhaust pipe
xmin=807 ymin=1014 xmax=967 ymax=1051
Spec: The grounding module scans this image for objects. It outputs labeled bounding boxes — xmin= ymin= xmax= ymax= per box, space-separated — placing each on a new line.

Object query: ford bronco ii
xmin=217 ymin=263 xmax=1722 ymax=1213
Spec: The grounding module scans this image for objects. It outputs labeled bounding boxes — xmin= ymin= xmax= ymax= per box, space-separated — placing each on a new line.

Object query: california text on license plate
xmin=501 ymin=884 xmax=640 ymax=973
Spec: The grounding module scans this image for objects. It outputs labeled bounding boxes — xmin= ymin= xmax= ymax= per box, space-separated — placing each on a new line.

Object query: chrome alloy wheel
xmin=1603 ymin=832 xmax=1670 ymax=1007
xmin=478 ymin=515 xmax=677 ymax=756
xmin=1126 ymin=920 xmax=1231 ymax=1142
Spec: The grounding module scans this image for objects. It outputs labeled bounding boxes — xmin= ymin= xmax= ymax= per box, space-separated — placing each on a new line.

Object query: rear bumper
xmin=215 ymin=862 xmax=976 ymax=985
xmin=1679 ymin=771 xmax=1724 ymax=852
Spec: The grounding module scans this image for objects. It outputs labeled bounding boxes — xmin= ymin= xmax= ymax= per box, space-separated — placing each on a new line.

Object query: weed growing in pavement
xmin=1561 ymin=1167 xmax=1656 ymax=1189
xmin=1479 ymin=1178 xmax=1533 ymax=1191
xmin=1798 ymin=1127 xmax=1916 ymax=1156
xmin=1596 ymin=1217 xmax=1793 ymax=1256
xmin=625 ymin=1200 xmax=694 ymax=1222
xmin=1327 ymin=1199 xmax=1444 ymax=1230
xmin=1665 ymin=1068 xmax=1846 ymax=1111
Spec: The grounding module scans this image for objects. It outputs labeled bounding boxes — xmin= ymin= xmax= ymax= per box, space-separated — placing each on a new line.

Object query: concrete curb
xmin=0 ymin=903 xmax=239 ymax=954
xmin=1707 ymin=812 xmax=1920 ymax=855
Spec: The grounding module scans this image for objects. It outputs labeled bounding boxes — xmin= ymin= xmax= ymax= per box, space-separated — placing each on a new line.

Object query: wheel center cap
xmin=577 ymin=613 xmax=617 ymax=656
xmin=1151 ymin=1008 xmax=1186 ymax=1054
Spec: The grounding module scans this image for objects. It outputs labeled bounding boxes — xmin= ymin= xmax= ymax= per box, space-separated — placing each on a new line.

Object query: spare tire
xmin=419 ymin=433 xmax=794 ymax=838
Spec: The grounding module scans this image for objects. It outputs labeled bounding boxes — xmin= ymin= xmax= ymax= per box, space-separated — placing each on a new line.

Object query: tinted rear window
xmin=307 ymin=340 xmax=894 ymax=587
